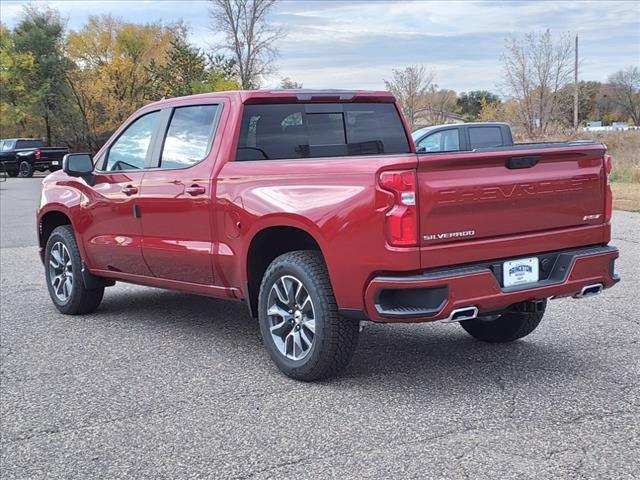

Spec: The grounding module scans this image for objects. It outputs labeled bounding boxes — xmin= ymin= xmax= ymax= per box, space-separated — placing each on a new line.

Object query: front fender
xmin=37 ymin=174 xmax=92 ymax=262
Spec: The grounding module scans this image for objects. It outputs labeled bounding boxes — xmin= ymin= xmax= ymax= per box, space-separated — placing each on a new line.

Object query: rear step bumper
xmin=364 ymin=245 xmax=619 ymax=323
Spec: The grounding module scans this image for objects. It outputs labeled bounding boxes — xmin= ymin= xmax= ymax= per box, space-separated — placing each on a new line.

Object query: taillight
xmin=604 ymin=154 xmax=612 ymax=222
xmin=35 ymin=150 xmax=41 ymax=160
xmin=379 ymin=170 xmax=418 ymax=247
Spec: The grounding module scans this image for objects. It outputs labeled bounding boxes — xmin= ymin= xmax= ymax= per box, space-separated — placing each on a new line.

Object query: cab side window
xmin=105 ymin=111 xmax=159 ymax=171
xmin=418 ymin=129 xmax=460 ymax=153
xmin=468 ymin=126 xmax=503 ymax=148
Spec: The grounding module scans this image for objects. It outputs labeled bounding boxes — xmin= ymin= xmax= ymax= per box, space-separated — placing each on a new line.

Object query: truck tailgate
xmin=417 ymin=144 xmax=607 ymax=268
xmin=39 ymin=148 xmax=68 ymax=161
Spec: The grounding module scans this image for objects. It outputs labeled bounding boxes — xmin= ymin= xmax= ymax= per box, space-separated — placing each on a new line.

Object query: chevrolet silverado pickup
xmin=0 ymin=138 xmax=68 ymax=177
xmin=37 ymin=90 xmax=619 ymax=381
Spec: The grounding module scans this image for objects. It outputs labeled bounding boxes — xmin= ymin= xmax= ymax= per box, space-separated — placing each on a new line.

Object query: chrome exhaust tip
xmin=440 ymin=306 xmax=479 ymax=323
xmin=573 ymin=283 xmax=604 ymax=299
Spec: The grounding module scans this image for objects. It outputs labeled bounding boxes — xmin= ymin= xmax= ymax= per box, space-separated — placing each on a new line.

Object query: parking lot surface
xmin=1 ymin=177 xmax=639 ymax=479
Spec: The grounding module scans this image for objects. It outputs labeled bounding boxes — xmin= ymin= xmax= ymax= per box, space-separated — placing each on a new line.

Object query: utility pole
xmin=573 ymin=34 xmax=579 ymax=129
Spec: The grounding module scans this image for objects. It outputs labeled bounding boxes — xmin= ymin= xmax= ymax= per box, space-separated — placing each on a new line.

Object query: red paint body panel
xmin=37 ymin=90 xmax=619 ymax=322
xmin=417 ymin=145 xmax=607 ymax=254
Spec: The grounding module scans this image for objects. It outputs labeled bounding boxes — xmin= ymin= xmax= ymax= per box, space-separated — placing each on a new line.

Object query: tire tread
xmin=46 ymin=225 xmax=104 ymax=315
xmin=258 ymin=250 xmax=359 ymax=381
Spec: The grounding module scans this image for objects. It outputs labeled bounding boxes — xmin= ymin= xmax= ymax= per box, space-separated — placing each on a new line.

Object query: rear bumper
xmin=363 ymin=245 xmax=620 ymax=323
xmin=34 ymin=161 xmax=61 ymax=169
xmin=0 ymin=160 xmax=60 ymax=170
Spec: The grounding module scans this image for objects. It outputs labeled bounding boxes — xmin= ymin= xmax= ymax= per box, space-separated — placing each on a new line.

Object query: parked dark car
xmin=0 ymin=138 xmax=69 ymax=177
xmin=412 ymin=122 xmax=514 ymax=152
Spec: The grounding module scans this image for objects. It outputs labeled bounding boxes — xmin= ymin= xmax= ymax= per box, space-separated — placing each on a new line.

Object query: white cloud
xmin=2 ymin=0 xmax=639 ymax=92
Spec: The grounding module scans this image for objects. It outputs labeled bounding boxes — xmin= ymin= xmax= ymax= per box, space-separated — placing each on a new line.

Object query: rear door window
xmin=468 ymin=126 xmax=503 ymax=148
xmin=160 ymin=105 xmax=219 ymax=169
xmin=236 ymin=103 xmax=410 ymax=161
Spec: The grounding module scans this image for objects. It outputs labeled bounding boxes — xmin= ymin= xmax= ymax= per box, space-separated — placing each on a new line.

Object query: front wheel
xmin=18 ymin=161 xmax=34 ymax=178
xmin=45 ymin=225 xmax=104 ymax=315
xmin=258 ymin=251 xmax=359 ymax=381
xmin=460 ymin=300 xmax=546 ymax=343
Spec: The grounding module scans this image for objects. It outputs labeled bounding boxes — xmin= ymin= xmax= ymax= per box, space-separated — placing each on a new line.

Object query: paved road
xmin=1 ymin=177 xmax=638 ymax=479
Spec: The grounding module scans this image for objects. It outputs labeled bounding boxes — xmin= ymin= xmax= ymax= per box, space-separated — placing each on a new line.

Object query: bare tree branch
xmin=607 ymin=66 xmax=640 ymax=126
xmin=384 ymin=65 xmax=436 ymax=130
xmin=209 ymin=0 xmax=284 ymax=89
xmin=501 ymin=30 xmax=574 ymax=135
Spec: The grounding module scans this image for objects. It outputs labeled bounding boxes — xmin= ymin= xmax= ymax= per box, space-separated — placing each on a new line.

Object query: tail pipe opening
xmin=573 ymin=283 xmax=604 ymax=299
xmin=440 ymin=306 xmax=479 ymax=323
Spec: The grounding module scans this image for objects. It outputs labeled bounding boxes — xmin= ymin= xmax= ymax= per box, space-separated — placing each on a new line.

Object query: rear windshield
xmin=236 ymin=103 xmax=410 ymax=161
xmin=16 ymin=139 xmax=45 ymax=149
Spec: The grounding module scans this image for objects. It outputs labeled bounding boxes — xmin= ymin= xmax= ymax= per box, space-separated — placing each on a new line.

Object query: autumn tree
xmin=145 ymin=38 xmax=239 ymax=100
xmin=477 ymin=97 xmax=504 ymax=122
xmin=209 ymin=0 xmax=284 ymax=89
xmin=501 ymin=30 xmax=574 ymax=135
xmin=424 ymin=88 xmax=458 ymax=125
xmin=456 ymin=90 xmax=501 ymax=120
xmin=0 ymin=24 xmax=35 ymax=137
xmin=12 ymin=5 xmax=71 ymax=145
xmin=556 ymin=80 xmax=601 ymax=126
xmin=279 ymin=77 xmax=302 ymax=89
xmin=607 ymin=66 xmax=640 ymax=126
xmin=384 ymin=64 xmax=436 ymax=130
xmin=65 ymin=15 xmax=184 ymax=149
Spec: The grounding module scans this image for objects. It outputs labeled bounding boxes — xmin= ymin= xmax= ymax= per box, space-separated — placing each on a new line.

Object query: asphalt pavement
xmin=1 ymin=177 xmax=638 ymax=479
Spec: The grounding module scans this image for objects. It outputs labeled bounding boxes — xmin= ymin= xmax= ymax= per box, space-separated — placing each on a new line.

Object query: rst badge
xmin=423 ymin=230 xmax=475 ymax=241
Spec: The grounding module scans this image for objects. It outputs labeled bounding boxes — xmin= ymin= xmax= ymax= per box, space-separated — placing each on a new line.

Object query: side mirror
xmin=63 ymin=153 xmax=93 ymax=177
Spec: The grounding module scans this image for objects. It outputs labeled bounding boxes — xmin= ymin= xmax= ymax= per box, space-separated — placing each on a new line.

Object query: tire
xmin=258 ymin=250 xmax=359 ymax=381
xmin=460 ymin=300 xmax=546 ymax=343
xmin=6 ymin=169 xmax=19 ymax=177
xmin=18 ymin=160 xmax=34 ymax=178
xmin=44 ymin=225 xmax=104 ymax=315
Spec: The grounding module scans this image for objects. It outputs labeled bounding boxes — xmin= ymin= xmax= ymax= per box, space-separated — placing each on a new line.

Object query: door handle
xmin=186 ymin=185 xmax=206 ymax=196
xmin=506 ymin=155 xmax=541 ymax=169
xmin=122 ymin=185 xmax=138 ymax=195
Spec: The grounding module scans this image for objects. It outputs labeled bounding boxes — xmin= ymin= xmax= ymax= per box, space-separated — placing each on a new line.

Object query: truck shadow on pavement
xmin=93 ymin=287 xmax=589 ymax=393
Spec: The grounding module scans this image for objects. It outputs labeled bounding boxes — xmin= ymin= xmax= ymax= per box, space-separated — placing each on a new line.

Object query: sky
xmin=1 ymin=0 xmax=639 ymax=93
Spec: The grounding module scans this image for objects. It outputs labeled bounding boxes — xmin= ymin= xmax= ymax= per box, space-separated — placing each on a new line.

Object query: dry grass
xmin=587 ymin=131 xmax=640 ymax=184
xmin=514 ymin=130 xmax=640 ymax=183
xmin=612 ymin=183 xmax=640 ymax=212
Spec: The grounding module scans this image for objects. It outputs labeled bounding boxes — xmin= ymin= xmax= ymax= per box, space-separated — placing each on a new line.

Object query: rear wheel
xmin=6 ymin=169 xmax=19 ymax=177
xmin=258 ymin=251 xmax=359 ymax=381
xmin=460 ymin=300 xmax=546 ymax=343
xmin=18 ymin=161 xmax=34 ymax=178
xmin=45 ymin=225 xmax=104 ymax=315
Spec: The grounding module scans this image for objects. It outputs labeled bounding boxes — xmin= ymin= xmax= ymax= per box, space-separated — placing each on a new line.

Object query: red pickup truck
xmin=37 ymin=90 xmax=619 ymax=380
